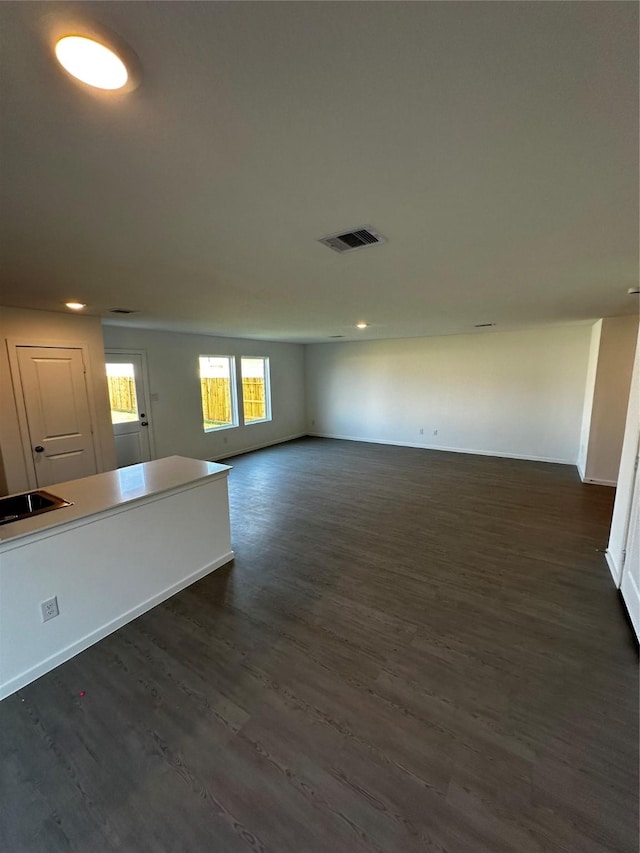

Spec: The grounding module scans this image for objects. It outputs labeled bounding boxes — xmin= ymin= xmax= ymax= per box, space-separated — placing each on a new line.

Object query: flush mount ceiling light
xmin=65 ymin=301 xmax=86 ymax=310
xmin=55 ymin=35 xmax=128 ymax=89
xmin=356 ymin=322 xmax=368 ymax=330
xmin=45 ymin=16 xmax=142 ymax=93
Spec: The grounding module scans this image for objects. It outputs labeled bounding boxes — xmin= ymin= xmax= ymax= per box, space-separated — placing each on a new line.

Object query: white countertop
xmin=0 ymin=456 xmax=231 ymax=546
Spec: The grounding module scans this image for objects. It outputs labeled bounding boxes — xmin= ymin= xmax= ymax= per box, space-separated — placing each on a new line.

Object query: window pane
xmin=200 ymin=356 xmax=237 ymax=431
xmin=241 ymin=357 xmax=270 ymax=424
xmin=106 ymin=363 xmax=139 ymax=424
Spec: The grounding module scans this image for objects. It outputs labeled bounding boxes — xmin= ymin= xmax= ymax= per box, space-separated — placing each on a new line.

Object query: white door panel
xmin=46 ymin=449 xmax=96 ymax=484
xmin=16 ymin=346 xmax=98 ymax=487
xmin=114 ymin=432 xmax=148 ymax=468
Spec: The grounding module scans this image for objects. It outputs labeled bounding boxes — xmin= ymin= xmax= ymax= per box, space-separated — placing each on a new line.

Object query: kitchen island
xmin=0 ymin=456 xmax=233 ymax=700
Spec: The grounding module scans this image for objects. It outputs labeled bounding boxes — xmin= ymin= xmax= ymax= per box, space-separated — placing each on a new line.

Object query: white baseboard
xmin=213 ymin=431 xmax=307 ymax=462
xmin=605 ymin=549 xmax=622 ymax=587
xmin=581 ymin=476 xmax=617 ymax=487
xmin=306 ymin=432 xmax=574 ymax=466
xmin=0 ymin=551 xmax=234 ymax=702
xmin=576 ymin=459 xmax=617 ymax=487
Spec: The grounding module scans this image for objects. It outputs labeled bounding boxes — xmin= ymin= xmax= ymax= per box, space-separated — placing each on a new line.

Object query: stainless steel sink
xmin=0 ymin=490 xmax=73 ymax=525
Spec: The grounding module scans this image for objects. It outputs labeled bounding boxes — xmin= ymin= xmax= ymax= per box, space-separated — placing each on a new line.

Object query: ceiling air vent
xmin=318 ymin=226 xmax=386 ymax=254
xmin=109 ymin=308 xmax=138 ymax=314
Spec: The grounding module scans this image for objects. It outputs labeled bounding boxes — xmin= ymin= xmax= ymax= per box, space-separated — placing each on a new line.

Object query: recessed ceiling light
xmin=356 ymin=322 xmax=368 ymax=329
xmin=55 ymin=35 xmax=128 ymax=90
xmin=65 ymin=301 xmax=86 ymax=310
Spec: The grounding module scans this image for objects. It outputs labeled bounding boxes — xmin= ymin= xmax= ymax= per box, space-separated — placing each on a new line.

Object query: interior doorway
xmin=105 ymin=351 xmax=154 ymax=468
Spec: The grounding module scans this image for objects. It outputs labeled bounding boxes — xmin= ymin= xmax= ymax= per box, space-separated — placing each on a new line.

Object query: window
xmin=199 ymin=356 xmax=238 ymax=431
xmin=106 ymin=362 xmax=139 ymax=424
xmin=241 ymin=357 xmax=271 ymax=424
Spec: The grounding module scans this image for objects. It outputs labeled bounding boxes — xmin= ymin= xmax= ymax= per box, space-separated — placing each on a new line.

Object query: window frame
xmin=240 ymin=356 xmax=272 ymax=426
xmin=199 ymin=354 xmax=239 ymax=433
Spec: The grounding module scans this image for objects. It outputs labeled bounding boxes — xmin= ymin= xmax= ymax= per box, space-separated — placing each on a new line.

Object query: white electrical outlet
xmin=41 ymin=596 xmax=59 ymax=622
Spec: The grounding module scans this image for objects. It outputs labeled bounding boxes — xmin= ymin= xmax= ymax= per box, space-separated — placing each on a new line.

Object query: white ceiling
xmin=0 ymin=1 xmax=638 ymax=343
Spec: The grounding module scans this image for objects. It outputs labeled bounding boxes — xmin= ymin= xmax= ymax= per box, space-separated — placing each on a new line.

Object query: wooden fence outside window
xmin=108 ymin=376 xmax=137 ymax=414
xmin=108 ymin=376 xmax=266 ymax=426
xmin=200 ymin=377 xmax=266 ymax=426
xmin=241 ymin=377 xmax=266 ymax=422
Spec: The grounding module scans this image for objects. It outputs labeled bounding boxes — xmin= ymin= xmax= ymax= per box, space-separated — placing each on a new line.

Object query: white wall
xmin=305 ymin=325 xmax=593 ymax=464
xmin=607 ymin=323 xmax=640 ymax=584
xmin=0 ymin=307 xmax=117 ymax=494
xmin=581 ymin=315 xmax=638 ymax=486
xmin=102 ymin=325 xmax=306 ymax=461
xmin=577 ymin=320 xmax=602 ymax=479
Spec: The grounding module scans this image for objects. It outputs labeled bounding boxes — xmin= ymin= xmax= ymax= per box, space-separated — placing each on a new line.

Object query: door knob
xmin=34 ymin=445 xmax=44 ymax=453
xmin=141 ymin=421 xmax=149 ymax=427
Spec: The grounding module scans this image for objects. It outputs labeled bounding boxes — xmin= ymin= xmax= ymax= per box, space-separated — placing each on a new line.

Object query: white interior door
xmin=105 ymin=352 xmax=152 ymax=468
xmin=16 ymin=346 xmax=98 ymax=487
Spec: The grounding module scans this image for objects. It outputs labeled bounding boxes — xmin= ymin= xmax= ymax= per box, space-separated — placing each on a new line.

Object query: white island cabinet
xmin=0 ymin=456 xmax=233 ymax=700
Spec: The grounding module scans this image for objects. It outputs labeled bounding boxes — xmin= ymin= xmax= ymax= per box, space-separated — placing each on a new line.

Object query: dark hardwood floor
xmin=1 ymin=438 xmax=637 ymax=852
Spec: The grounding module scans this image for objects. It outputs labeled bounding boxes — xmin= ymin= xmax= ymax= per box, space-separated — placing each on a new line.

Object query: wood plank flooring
xmin=1 ymin=437 xmax=637 ymax=852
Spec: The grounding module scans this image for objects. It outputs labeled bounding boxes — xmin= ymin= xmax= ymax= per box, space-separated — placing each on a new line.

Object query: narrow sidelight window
xmin=241 ymin=357 xmax=271 ymax=424
xmin=199 ymin=356 xmax=238 ymax=431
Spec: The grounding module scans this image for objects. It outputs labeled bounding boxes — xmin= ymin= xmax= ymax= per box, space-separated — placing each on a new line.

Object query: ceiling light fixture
xmin=356 ymin=322 xmax=368 ymax=329
xmin=65 ymin=301 xmax=86 ymax=310
xmin=55 ymin=35 xmax=128 ymax=90
xmin=628 ymin=287 xmax=640 ymax=295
